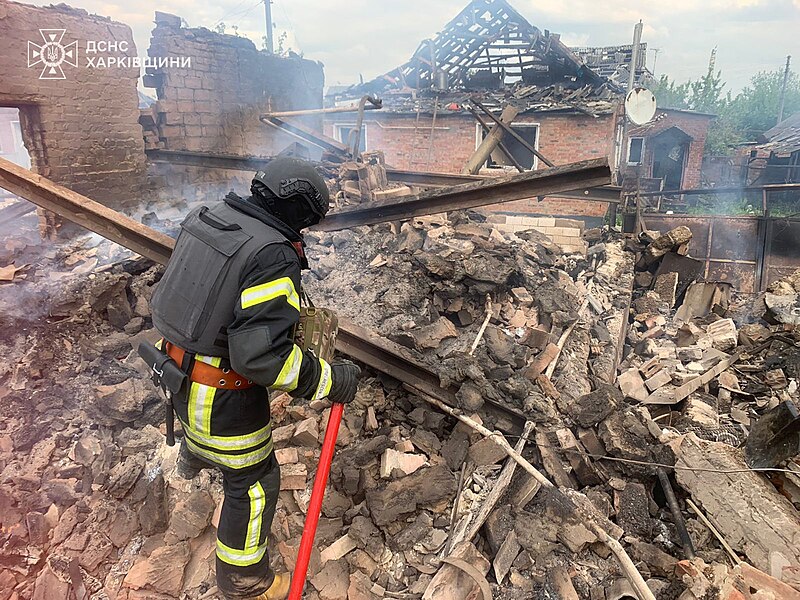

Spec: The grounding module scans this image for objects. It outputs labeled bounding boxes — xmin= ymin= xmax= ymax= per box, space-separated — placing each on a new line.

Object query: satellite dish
xmin=625 ymin=88 xmax=657 ymax=125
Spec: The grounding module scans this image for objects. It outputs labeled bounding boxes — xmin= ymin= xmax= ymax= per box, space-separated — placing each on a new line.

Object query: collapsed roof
xmin=572 ymin=44 xmax=652 ymax=87
xmin=329 ymin=0 xmax=627 ymax=116
xmin=757 ymin=112 xmax=800 ymax=156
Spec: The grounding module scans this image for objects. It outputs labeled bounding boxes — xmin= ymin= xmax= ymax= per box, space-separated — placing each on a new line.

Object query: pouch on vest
xmin=294 ymin=292 xmax=339 ymax=363
xmin=137 ymin=342 xmax=187 ymax=396
xmin=151 ymin=207 xmax=252 ymax=342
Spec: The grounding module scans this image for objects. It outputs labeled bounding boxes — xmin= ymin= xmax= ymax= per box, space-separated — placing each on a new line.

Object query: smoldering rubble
xmin=2 ymin=197 xmax=800 ymax=600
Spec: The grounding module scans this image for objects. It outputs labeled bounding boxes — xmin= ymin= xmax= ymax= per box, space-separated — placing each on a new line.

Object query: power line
xmin=213 ymin=0 xmax=263 ymax=27
xmin=505 ymin=435 xmax=800 ymax=476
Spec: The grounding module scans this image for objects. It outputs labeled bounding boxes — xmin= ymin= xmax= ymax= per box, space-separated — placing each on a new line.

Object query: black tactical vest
xmin=151 ymin=202 xmax=292 ymax=357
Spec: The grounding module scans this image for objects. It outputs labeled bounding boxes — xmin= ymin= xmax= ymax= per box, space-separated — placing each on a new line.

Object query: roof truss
xmin=355 ymin=0 xmax=602 ymax=96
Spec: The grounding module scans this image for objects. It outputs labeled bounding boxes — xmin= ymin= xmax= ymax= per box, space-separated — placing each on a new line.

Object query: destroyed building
xmin=0 ymin=1 xmax=146 ymax=217
xmin=1 ymin=1 xmax=800 ymax=600
xmin=750 ymin=112 xmax=800 ymax=185
xmin=323 ymin=0 xmax=710 ymax=224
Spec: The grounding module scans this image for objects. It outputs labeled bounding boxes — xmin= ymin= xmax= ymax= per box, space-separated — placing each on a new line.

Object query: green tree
xmin=649 ymin=74 xmax=691 ymax=110
xmin=649 ymin=61 xmax=799 ymax=156
xmin=725 ymin=68 xmax=800 ymax=139
xmin=688 ymin=66 xmax=726 ymax=114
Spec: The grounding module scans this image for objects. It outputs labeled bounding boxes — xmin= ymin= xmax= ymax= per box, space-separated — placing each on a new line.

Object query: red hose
xmin=287 ymin=402 xmax=344 ymax=600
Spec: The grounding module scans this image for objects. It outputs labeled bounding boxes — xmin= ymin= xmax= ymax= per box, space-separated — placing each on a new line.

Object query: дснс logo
xmin=28 ymin=29 xmax=78 ymax=80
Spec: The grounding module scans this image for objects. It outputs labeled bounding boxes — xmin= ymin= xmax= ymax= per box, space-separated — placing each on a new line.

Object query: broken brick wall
xmin=0 ymin=1 xmax=146 ymax=212
xmin=325 ymin=111 xmax=614 ymax=221
xmin=142 ymin=12 xmax=325 ymax=204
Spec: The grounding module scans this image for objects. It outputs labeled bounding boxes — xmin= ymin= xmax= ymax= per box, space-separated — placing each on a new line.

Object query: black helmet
xmin=251 ymin=157 xmax=329 ymax=230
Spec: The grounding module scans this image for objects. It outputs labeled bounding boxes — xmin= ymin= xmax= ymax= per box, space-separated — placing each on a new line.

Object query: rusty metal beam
xmin=259 ymin=115 xmax=349 ymax=156
xmin=384 ymin=169 xmax=622 ymax=202
xmin=0 ymin=157 xmax=174 ymax=264
xmin=386 ymin=168 xmax=485 ymax=187
xmin=144 ymin=149 xmax=621 ymax=204
xmin=147 ymin=149 xmax=273 ymax=171
xmin=313 ymin=157 xmax=612 ymax=232
xmin=260 ymin=97 xmax=382 ymax=118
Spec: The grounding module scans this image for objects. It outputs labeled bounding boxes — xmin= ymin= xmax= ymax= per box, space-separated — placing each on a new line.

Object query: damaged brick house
xmin=0 ymin=1 xmax=324 ymax=232
xmin=0 ymin=1 xmax=146 ymax=218
xmin=324 ymin=0 xmax=711 ymax=223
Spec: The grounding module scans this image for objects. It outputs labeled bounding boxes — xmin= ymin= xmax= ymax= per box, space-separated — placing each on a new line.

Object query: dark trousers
xmin=180 ymin=442 xmax=281 ymax=598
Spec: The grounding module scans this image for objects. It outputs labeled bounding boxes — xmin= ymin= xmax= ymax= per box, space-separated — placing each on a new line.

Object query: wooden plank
xmin=467 ymin=106 xmax=525 ymax=173
xmin=473 ymin=99 xmax=556 ymax=168
xmin=493 ymin=530 xmax=520 ymax=585
xmin=643 ymin=353 xmax=741 ymax=405
xmin=670 ymin=433 xmax=800 ymax=574
xmin=446 ymin=421 xmax=536 ymax=555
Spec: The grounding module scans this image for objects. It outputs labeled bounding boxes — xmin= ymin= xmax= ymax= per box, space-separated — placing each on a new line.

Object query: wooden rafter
xmin=343 ymin=0 xmax=603 ymax=97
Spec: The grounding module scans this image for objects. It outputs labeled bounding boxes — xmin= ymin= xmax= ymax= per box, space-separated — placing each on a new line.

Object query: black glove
xmin=328 ymin=360 xmax=361 ymax=404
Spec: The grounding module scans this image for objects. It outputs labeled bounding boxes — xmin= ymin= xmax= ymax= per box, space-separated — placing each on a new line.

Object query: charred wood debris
xmin=1 ymin=166 xmax=800 ymax=600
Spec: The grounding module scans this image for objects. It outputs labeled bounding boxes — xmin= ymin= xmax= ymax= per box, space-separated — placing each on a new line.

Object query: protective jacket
xmin=150 ymin=193 xmax=332 ymax=471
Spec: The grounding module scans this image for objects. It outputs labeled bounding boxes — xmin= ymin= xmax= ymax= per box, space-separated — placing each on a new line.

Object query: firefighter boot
xmin=249 ymin=572 xmax=290 ymax=600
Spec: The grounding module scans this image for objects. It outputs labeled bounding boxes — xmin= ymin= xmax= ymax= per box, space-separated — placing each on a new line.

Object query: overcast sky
xmin=29 ymin=0 xmax=799 ymax=93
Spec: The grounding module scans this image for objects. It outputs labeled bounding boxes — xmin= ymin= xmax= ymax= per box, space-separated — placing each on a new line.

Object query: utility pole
xmin=778 ymin=55 xmax=791 ymax=125
xmin=627 ymin=21 xmax=644 ymax=93
xmin=613 ymin=20 xmax=643 ymax=199
xmin=263 ymin=0 xmax=274 ymax=54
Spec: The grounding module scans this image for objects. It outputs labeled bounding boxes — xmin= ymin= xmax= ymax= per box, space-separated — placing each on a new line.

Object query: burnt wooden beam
xmin=147 ymin=149 xmax=272 ymax=171
xmin=467 ymin=106 xmax=525 ymax=173
xmin=0 ymin=157 xmax=174 ymax=264
xmin=472 ymin=99 xmax=556 ymax=168
xmin=463 ymin=104 xmax=520 ymax=175
xmin=313 ymin=157 xmax=612 ymax=232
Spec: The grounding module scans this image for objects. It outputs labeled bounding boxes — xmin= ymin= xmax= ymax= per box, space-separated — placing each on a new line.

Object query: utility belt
xmin=137 ymin=339 xmax=254 ymax=448
xmin=163 ymin=341 xmax=254 ymax=391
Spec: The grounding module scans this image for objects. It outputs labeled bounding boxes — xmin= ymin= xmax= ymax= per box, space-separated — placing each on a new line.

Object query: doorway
xmin=0 ymin=106 xmax=36 ymax=228
xmin=651 ymin=127 xmax=691 ymax=191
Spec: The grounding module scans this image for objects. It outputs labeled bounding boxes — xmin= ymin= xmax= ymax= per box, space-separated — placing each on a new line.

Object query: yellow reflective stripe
xmin=216 ymin=538 xmax=267 ymax=567
xmin=188 ymin=382 xmax=216 ymax=436
xmin=184 ymin=436 xmax=273 ymax=470
xmin=240 ymin=277 xmax=300 ymax=312
xmin=272 ymin=345 xmax=303 ymax=392
xmin=154 ymin=339 xmax=164 ymax=350
xmin=312 ymin=359 xmax=332 ymax=401
xmin=181 ymin=420 xmax=272 ymax=452
xmin=246 ymin=482 xmax=266 ymax=550
xmin=196 ymin=355 xmax=222 ymax=366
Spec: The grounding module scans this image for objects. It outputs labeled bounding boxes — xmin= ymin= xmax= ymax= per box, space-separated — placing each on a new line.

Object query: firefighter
xmin=149 ymin=157 xmax=361 ymax=600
